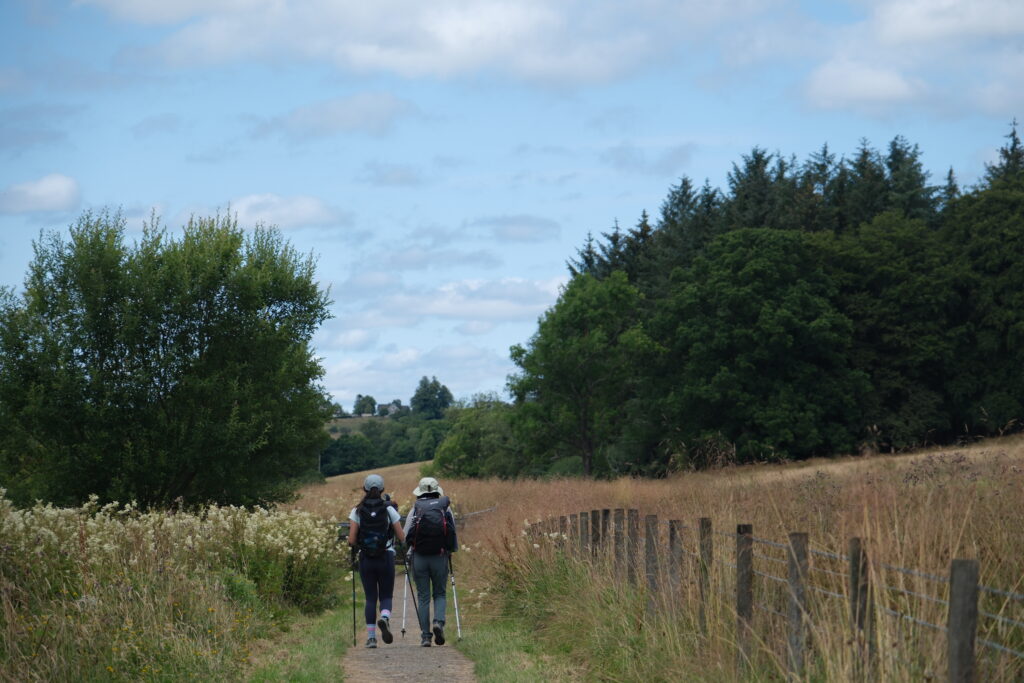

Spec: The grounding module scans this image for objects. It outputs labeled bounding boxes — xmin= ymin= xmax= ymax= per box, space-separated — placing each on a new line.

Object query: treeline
xmin=436 ymin=125 xmax=1024 ymax=478
xmin=319 ymin=376 xmax=453 ymax=476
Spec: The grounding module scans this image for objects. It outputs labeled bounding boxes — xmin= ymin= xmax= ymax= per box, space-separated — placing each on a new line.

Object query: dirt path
xmin=342 ymin=623 xmax=477 ymax=682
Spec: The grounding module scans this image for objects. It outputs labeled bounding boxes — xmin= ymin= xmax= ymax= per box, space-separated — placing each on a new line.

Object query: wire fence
xmin=526 ymin=509 xmax=1024 ymax=681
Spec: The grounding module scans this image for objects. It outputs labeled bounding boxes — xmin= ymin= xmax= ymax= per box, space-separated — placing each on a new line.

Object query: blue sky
xmin=2 ymin=0 xmax=1022 ymax=410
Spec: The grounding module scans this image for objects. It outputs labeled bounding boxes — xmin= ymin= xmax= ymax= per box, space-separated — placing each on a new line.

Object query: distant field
xmin=323 ymin=415 xmax=385 ymax=438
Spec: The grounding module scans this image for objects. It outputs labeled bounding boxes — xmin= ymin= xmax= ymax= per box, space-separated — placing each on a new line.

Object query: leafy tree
xmin=321 ymin=432 xmax=376 ymax=476
xmin=658 ymin=228 xmax=869 ymax=463
xmin=508 ymin=271 xmax=659 ymax=476
xmin=434 ymin=395 xmax=521 ymax=477
xmin=818 ymin=212 xmax=961 ymax=449
xmin=0 ymin=211 xmax=332 ymax=507
xmin=353 ymin=394 xmax=377 ymax=416
xmin=410 ymin=376 xmax=453 ymax=419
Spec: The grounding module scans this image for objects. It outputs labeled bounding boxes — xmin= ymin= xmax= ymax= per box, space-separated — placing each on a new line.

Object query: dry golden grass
xmin=291 ymin=437 xmax=1024 ymax=680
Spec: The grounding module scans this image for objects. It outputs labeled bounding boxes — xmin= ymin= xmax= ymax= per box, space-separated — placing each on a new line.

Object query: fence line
xmin=524 ymin=509 xmax=1023 ymax=680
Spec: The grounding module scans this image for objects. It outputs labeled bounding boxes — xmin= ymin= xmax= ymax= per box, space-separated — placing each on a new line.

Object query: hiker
xmin=347 ymin=473 xmax=406 ymax=649
xmin=403 ymin=476 xmax=458 ymax=647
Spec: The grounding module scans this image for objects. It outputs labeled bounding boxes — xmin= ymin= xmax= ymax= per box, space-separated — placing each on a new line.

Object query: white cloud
xmin=378 ymin=276 xmax=563 ymax=323
xmin=323 ymin=342 xmax=514 ymax=405
xmin=254 ymin=93 xmax=417 ymax=140
xmin=0 ymin=173 xmax=80 ymax=214
xmin=456 ymin=320 xmax=495 ymax=335
xmin=327 ymin=328 xmax=379 ymax=351
xmin=229 ymin=193 xmax=343 ymax=228
xmin=356 ymin=162 xmax=425 ymax=187
xmin=805 ymin=59 xmax=922 ymax=110
xmin=80 ymin=0 xmax=783 ymax=84
xmin=870 ymin=0 xmax=1024 ymax=45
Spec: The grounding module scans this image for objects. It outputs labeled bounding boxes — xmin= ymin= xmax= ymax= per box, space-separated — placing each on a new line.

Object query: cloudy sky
xmin=1 ymin=0 xmax=1021 ymax=410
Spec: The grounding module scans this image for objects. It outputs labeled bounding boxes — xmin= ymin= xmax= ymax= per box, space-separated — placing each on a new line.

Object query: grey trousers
xmin=411 ymin=552 xmax=447 ymax=638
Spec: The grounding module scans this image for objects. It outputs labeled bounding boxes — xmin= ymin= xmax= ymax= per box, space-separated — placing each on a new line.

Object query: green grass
xmin=247 ymin=606 xmax=353 ymax=682
xmin=456 ymin=616 xmax=581 ymax=682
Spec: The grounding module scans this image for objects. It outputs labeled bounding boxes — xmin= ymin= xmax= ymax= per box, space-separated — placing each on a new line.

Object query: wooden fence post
xmin=601 ymin=509 xmax=611 ymax=559
xmin=787 ymin=532 xmax=809 ymax=680
xmin=645 ymin=514 xmax=660 ymax=617
xmin=668 ymin=520 xmax=683 ymax=592
xmin=590 ymin=509 xmax=601 ymax=556
xmin=849 ymin=537 xmax=875 ymax=678
xmin=570 ymin=514 xmax=579 ymax=556
xmin=699 ymin=517 xmax=713 ymax=634
xmin=736 ymin=523 xmax=754 ymax=671
xmin=579 ymin=512 xmax=589 ymax=556
xmin=627 ymin=509 xmax=640 ymax=584
xmin=947 ymin=558 xmax=979 ymax=683
xmin=614 ymin=509 xmax=625 ymax=576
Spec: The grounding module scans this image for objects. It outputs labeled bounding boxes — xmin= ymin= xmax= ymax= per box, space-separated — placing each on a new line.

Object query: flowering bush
xmin=0 ymin=490 xmax=345 ymax=680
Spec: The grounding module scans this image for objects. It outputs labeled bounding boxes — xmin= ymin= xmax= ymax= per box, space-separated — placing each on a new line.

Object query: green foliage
xmin=659 ymin=228 xmax=869 ymax=463
xmin=433 ymin=394 xmax=521 ymax=478
xmin=0 ymin=211 xmax=331 ymax=507
xmin=508 ymin=271 xmax=660 ymax=476
xmin=454 ymin=126 xmax=1024 ymax=478
xmin=410 ymin=375 xmax=454 ymax=419
xmin=352 ymin=394 xmax=377 ymax=416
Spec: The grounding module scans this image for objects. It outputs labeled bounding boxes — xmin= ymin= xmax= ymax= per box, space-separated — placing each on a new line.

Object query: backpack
xmin=356 ymin=497 xmax=393 ymax=558
xmin=410 ymin=496 xmax=451 ymax=555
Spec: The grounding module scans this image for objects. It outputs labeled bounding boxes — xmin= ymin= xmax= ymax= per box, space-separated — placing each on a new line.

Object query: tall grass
xmin=0 ymin=492 xmax=346 ymax=681
xmin=467 ymin=438 xmax=1024 ymax=681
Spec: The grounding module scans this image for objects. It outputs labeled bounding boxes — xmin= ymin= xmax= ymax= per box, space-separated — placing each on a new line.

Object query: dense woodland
xmin=435 ymin=125 xmax=1024 ymax=478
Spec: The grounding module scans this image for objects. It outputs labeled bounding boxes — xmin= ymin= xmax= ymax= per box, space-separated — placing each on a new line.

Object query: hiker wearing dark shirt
xmin=347 ymin=473 xmax=405 ymax=648
xmin=402 ymin=476 xmax=458 ymax=647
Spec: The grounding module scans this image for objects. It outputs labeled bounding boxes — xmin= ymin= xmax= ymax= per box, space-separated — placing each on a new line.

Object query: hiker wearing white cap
xmin=403 ymin=476 xmax=458 ymax=647
xmin=347 ymin=473 xmax=405 ymax=648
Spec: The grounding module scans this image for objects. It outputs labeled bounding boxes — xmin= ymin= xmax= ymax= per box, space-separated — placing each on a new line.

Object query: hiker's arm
xmin=447 ymin=510 xmax=459 ymax=552
xmin=347 ymin=521 xmax=358 ymax=547
xmin=392 ymin=520 xmax=406 ymax=544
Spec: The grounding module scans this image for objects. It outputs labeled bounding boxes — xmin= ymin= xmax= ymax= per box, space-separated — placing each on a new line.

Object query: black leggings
xmin=358 ymin=552 xmax=395 ymax=625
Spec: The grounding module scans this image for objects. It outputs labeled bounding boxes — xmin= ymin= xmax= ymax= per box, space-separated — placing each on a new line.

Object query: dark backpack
xmin=410 ymin=496 xmax=451 ymax=555
xmin=356 ymin=497 xmax=393 ymax=558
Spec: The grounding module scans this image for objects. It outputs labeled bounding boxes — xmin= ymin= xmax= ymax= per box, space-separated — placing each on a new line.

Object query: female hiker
xmin=347 ymin=473 xmax=405 ymax=648
xmin=403 ymin=476 xmax=458 ymax=647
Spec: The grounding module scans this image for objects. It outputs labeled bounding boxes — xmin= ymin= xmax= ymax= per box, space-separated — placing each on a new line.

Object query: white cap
xmin=413 ymin=476 xmax=443 ymax=497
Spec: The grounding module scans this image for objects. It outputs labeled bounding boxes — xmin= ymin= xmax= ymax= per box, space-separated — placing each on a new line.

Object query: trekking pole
xmin=400 ymin=554 xmax=408 ymax=638
xmin=448 ymin=554 xmax=462 ymax=641
xmin=407 ymin=553 xmax=421 ymax=624
xmin=350 ymin=547 xmax=357 ymax=647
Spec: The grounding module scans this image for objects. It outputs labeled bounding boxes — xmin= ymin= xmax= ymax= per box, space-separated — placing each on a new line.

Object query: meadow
xmin=3 ymin=436 xmax=1022 ymax=681
xmin=293 ymin=437 xmax=1024 ymax=681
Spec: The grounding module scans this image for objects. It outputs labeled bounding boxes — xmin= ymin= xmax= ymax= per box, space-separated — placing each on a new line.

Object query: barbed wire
xmin=879 ymin=562 xmax=949 ymax=584
xmin=881 ymin=582 xmax=949 ymax=606
xmin=754 ymin=552 xmax=788 ymax=566
xmin=809 ymin=547 xmax=846 ymax=562
xmin=879 ymin=605 xmax=945 ymax=633
xmin=753 ymin=568 xmax=788 ymax=585
xmin=809 ymin=584 xmax=846 ymax=602
xmin=751 ymin=535 xmax=789 ymax=550
xmin=979 ymin=584 xmax=1024 ymax=603
xmin=980 ymin=609 xmax=1024 ymax=631
xmin=977 ymin=637 xmax=1024 ymax=660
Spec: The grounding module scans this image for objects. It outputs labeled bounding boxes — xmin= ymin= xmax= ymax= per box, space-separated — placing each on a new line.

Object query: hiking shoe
xmin=377 ymin=616 xmax=393 ymax=644
xmin=421 ymin=635 xmax=432 ymax=647
xmin=432 ymin=621 xmax=445 ymax=646
xmin=365 ymin=637 xmax=377 ymax=649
